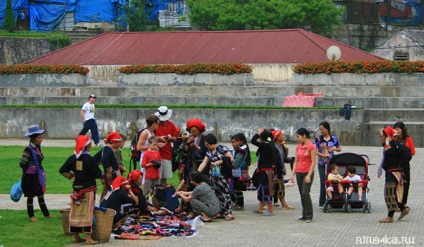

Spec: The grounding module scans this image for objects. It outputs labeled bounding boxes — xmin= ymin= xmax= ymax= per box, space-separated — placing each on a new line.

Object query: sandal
xmin=262 ymin=211 xmax=274 ymax=216
xmin=73 ymin=237 xmax=86 ymax=243
xmin=84 ymin=239 xmax=99 ymax=245
xmin=213 ymin=214 xmax=224 ymax=219
xmin=282 ymin=206 xmax=295 ymax=210
xmin=29 ymin=217 xmax=38 ymax=222
xmin=378 ymin=217 xmax=393 ymax=223
xmin=225 ymin=215 xmax=235 ymax=221
xmin=199 ymin=216 xmax=212 ymax=223
xmin=253 ymin=210 xmax=263 ymax=214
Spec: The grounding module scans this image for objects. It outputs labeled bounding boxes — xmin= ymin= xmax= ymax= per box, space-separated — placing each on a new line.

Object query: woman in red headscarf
xmin=378 ymin=126 xmax=410 ymax=223
xmin=179 ymin=118 xmax=208 ymax=192
xmin=127 ymin=170 xmax=154 ymax=215
xmin=59 ymin=135 xmax=102 ymax=245
xmin=100 ymin=176 xmax=138 ymax=225
xmin=94 ymin=132 xmax=123 ymax=201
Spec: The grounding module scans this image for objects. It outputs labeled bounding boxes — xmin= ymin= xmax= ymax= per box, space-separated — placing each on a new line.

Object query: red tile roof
xmin=26 ymin=29 xmax=384 ymax=65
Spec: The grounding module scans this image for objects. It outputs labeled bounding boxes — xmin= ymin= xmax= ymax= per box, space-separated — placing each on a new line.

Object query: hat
xmin=111 ymin=176 xmax=129 ymax=191
xmin=154 ymin=106 xmax=173 ymax=121
xmin=105 ymin=132 xmax=123 ymax=143
xmin=186 ymin=118 xmax=206 ymax=132
xmin=89 ymin=94 xmax=97 ymax=99
xmin=74 ymin=135 xmax=91 ymax=159
xmin=383 ymin=126 xmax=396 ymax=137
xmin=271 ymin=130 xmax=282 ymax=140
xmin=128 ymin=170 xmax=143 ymax=185
xmin=25 ymin=125 xmax=45 ymax=137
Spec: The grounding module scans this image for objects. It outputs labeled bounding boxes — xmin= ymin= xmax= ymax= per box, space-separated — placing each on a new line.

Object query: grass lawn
xmin=0 ymin=209 xmax=74 ymax=247
xmin=0 ymin=146 xmax=180 ymax=194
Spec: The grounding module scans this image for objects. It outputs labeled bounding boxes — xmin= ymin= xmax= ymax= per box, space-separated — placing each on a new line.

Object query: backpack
xmin=129 ymin=128 xmax=146 ymax=167
xmin=395 ymin=141 xmax=412 ymax=164
xmin=151 ymin=184 xmax=180 ymax=212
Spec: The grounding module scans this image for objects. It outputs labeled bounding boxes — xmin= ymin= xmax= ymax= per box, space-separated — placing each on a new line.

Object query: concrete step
xmin=0 ymin=95 xmax=277 ymax=106
xmin=294 ymin=85 xmax=424 ymax=97
xmin=361 ymin=121 xmax=424 ymax=147
xmin=0 ymin=85 xmax=294 ymax=98
xmin=315 ymin=97 xmax=424 ymax=108
xmin=364 ymin=109 xmax=424 ymax=122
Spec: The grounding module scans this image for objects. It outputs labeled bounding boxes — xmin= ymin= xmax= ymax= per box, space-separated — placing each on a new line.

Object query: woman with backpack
xmin=314 ymin=121 xmax=342 ymax=208
xmin=393 ymin=121 xmax=415 ymax=208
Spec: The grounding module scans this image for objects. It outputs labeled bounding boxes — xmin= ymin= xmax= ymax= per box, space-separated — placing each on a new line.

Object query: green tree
xmin=117 ymin=0 xmax=149 ymax=32
xmin=186 ymin=0 xmax=340 ymax=35
xmin=3 ymin=0 xmax=16 ymax=32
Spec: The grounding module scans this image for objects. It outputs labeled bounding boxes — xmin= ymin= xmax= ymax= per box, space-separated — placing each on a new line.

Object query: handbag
xmin=10 ymin=179 xmax=23 ymax=202
xmin=28 ymin=146 xmax=46 ymax=191
xmin=251 ymin=168 xmax=260 ymax=188
xmin=240 ymin=169 xmax=251 ymax=185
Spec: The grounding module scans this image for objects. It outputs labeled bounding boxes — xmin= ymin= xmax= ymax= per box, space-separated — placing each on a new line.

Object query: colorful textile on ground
xmin=112 ymin=212 xmax=198 ymax=239
xmin=282 ymin=92 xmax=324 ymax=108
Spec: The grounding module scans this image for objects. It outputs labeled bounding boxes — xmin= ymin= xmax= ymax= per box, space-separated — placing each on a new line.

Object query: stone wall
xmin=0 ymin=108 xmax=363 ymax=145
xmin=0 ymin=37 xmax=60 ymax=65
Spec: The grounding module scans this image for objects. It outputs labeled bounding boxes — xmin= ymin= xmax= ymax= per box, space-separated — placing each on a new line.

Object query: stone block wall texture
xmin=0 ymin=108 xmax=364 ymax=145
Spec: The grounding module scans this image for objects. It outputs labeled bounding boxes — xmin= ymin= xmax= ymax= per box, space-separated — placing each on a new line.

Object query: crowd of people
xmin=17 ymin=96 xmax=416 ymax=244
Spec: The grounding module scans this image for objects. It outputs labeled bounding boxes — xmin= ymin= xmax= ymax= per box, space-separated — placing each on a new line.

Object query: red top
xmin=295 ymin=141 xmax=316 ymax=173
xmin=405 ymin=136 xmax=416 ymax=156
xmin=156 ymin=120 xmax=179 ymax=160
xmin=141 ymin=149 xmax=161 ymax=179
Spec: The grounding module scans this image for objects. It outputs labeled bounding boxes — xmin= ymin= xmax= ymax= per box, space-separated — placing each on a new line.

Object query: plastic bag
xmin=10 ymin=179 xmax=23 ymax=202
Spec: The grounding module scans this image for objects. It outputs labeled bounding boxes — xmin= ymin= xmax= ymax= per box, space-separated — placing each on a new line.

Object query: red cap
xmin=105 ymin=132 xmax=123 ymax=143
xmin=383 ymin=126 xmax=396 ymax=137
xmin=186 ymin=118 xmax=206 ymax=132
xmin=271 ymin=130 xmax=282 ymax=140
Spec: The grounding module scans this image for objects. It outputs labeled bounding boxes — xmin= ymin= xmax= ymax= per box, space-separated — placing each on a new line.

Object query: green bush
xmin=0 ymin=30 xmax=70 ymax=48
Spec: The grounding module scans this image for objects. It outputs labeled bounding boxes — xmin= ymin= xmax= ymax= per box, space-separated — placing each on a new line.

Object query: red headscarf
xmin=383 ymin=126 xmax=396 ymax=138
xmin=271 ymin=130 xmax=282 ymax=140
xmin=106 ymin=132 xmax=123 ymax=144
xmin=111 ymin=176 xmax=129 ymax=191
xmin=186 ymin=118 xmax=206 ymax=132
xmin=74 ymin=135 xmax=91 ymax=159
xmin=128 ymin=170 xmax=143 ymax=185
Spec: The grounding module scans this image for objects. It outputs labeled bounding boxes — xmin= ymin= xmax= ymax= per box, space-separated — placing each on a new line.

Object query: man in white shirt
xmin=79 ymin=94 xmax=100 ymax=146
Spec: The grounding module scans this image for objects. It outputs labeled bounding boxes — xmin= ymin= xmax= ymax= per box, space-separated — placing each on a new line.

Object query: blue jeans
xmin=79 ymin=118 xmax=99 ymax=144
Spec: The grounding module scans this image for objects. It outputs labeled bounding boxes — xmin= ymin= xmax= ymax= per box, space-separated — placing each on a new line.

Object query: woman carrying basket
xmin=59 ymin=135 xmax=102 ymax=244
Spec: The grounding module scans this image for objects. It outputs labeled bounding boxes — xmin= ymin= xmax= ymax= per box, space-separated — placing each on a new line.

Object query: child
xmin=344 ymin=166 xmax=363 ymax=201
xmin=326 ymin=164 xmax=344 ymax=200
xmin=141 ymin=136 xmax=162 ymax=196
xmin=115 ymin=134 xmax=127 ymax=176
xmin=230 ymin=133 xmax=251 ymax=211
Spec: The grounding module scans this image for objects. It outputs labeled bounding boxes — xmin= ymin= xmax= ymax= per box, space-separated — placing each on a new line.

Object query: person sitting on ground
xmin=175 ymin=171 xmax=221 ymax=222
xmin=100 ymin=176 xmax=138 ymax=225
xmin=127 ymin=170 xmax=156 ymax=215
xmin=326 ymin=164 xmax=344 ymax=200
xmin=344 ymin=166 xmax=363 ymax=201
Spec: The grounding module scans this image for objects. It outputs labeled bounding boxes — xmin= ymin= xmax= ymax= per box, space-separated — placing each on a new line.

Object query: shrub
xmin=118 ymin=63 xmax=253 ymax=75
xmin=0 ymin=64 xmax=90 ymax=75
xmin=292 ymin=60 xmax=424 ymax=74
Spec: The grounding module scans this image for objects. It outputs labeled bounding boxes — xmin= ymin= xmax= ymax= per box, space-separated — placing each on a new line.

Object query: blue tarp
xmin=0 ymin=0 xmax=182 ymax=30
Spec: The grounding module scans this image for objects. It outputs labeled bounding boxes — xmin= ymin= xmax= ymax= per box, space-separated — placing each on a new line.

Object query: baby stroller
xmin=323 ymin=153 xmax=371 ymax=213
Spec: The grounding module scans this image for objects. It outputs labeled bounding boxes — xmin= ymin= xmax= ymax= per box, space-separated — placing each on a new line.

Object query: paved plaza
xmin=0 ymin=139 xmax=422 ymax=246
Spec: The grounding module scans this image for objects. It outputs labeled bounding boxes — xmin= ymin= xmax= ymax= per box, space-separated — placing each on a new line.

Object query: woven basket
xmin=92 ymin=208 xmax=116 ymax=242
xmin=60 ymin=208 xmax=72 ymax=236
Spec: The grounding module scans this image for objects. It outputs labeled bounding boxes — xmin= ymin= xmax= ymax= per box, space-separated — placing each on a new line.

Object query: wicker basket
xmin=60 ymin=208 xmax=72 ymax=236
xmin=92 ymin=208 xmax=116 ymax=242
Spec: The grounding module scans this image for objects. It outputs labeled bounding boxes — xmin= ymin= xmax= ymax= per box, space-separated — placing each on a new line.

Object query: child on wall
xmin=141 ymin=136 xmax=162 ymax=196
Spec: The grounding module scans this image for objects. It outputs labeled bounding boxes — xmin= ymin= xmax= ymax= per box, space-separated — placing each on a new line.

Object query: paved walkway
xmin=1 ymin=139 xmax=422 ymax=246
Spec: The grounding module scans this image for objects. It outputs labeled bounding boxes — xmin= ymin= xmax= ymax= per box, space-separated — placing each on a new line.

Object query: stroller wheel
xmin=347 ymin=204 xmax=352 ymax=213
xmin=323 ymin=202 xmax=328 ymax=213
xmin=367 ymin=203 xmax=372 ymax=213
xmin=342 ymin=204 xmax=347 ymax=213
xmin=362 ymin=204 xmax=367 ymax=213
xmin=327 ymin=204 xmax=333 ymax=213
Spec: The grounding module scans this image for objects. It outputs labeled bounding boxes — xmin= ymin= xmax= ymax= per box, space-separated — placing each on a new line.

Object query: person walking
xmin=20 ymin=125 xmax=52 ymax=222
xmin=292 ymin=128 xmax=317 ymax=223
xmin=59 ymin=135 xmax=102 ymax=245
xmin=79 ymin=94 xmax=100 ymax=146
xmin=154 ymin=106 xmax=179 ymax=185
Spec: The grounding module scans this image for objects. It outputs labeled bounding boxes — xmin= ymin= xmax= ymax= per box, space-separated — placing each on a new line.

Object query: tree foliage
xmin=3 ymin=0 xmax=16 ymax=32
xmin=186 ymin=0 xmax=341 ymax=35
xmin=117 ymin=0 xmax=149 ymax=31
